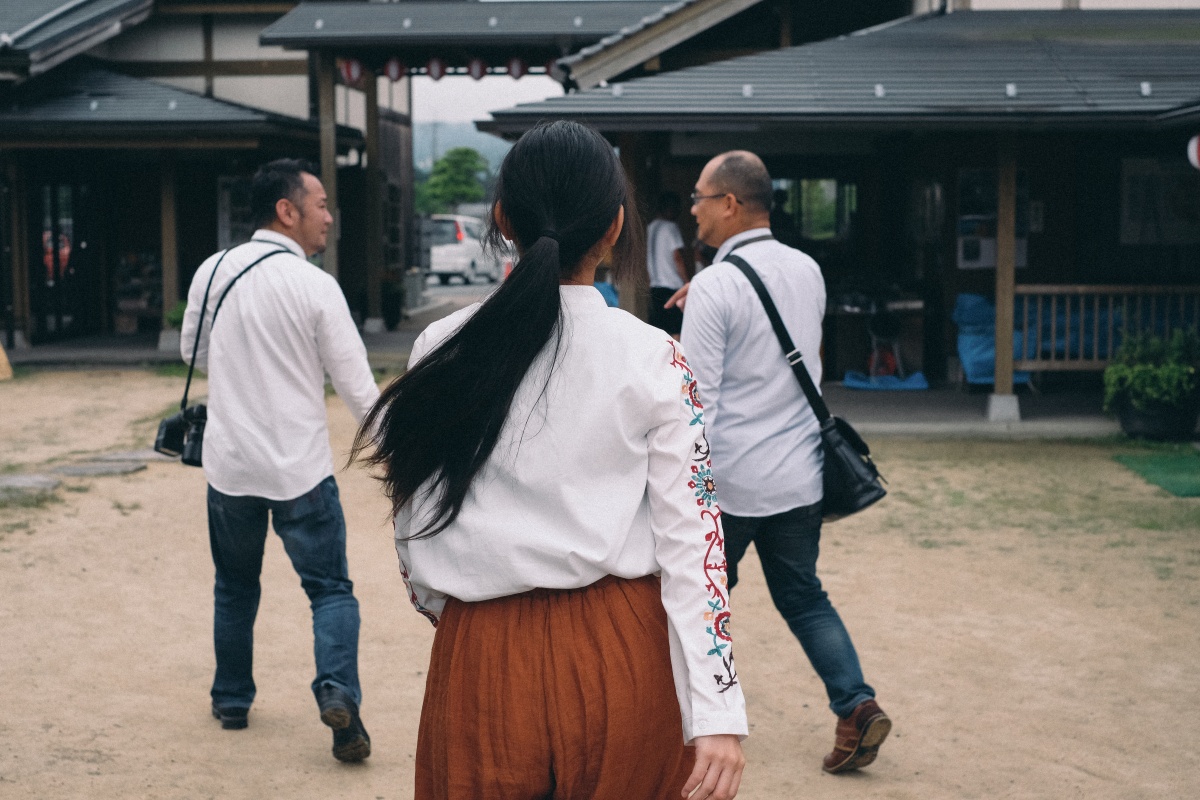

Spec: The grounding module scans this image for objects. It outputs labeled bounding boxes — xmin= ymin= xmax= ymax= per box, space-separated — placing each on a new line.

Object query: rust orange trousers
xmin=415 ymin=574 xmax=695 ymax=800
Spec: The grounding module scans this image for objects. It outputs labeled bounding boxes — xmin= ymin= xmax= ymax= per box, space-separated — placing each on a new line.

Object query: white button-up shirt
xmin=680 ymin=228 xmax=826 ymax=517
xmin=180 ymin=229 xmax=380 ymax=501
xmin=395 ymin=285 xmax=748 ymax=743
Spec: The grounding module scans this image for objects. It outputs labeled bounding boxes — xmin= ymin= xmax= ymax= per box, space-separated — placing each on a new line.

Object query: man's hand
xmin=665 ymin=282 xmax=691 ymax=311
xmin=682 ymin=734 xmax=744 ymax=799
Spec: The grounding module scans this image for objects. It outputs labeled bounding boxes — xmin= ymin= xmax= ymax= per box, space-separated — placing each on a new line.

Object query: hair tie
xmin=538 ymin=228 xmax=560 ymax=243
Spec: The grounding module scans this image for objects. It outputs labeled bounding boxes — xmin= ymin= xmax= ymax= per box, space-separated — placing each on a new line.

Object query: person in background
xmin=181 ymin=158 xmax=379 ymax=763
xmin=670 ymin=150 xmax=892 ymax=775
xmin=647 ymin=191 xmax=689 ymax=335
xmin=357 ymin=121 xmax=747 ymax=800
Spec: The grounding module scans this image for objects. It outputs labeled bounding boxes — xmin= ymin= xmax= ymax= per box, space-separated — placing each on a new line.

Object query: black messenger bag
xmin=155 ymin=245 xmax=288 ymax=466
xmin=724 ymin=253 xmax=887 ymax=522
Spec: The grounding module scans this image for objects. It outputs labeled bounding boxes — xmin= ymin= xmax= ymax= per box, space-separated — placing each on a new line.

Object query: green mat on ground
xmin=1114 ymin=451 xmax=1200 ymax=497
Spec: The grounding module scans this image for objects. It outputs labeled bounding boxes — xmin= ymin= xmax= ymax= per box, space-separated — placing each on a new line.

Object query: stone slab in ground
xmin=94 ymin=449 xmax=175 ymax=462
xmin=0 ymin=474 xmax=60 ymax=495
xmin=54 ymin=461 xmax=147 ymax=477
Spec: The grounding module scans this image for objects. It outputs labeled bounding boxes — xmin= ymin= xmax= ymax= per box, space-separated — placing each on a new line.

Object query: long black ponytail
xmin=354 ymin=121 xmax=642 ymax=537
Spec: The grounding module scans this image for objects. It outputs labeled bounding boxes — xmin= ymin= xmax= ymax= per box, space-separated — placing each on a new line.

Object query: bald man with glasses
xmin=669 ymin=151 xmax=893 ymax=776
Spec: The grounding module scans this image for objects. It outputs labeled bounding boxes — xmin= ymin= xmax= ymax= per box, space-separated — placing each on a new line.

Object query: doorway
xmin=28 ymin=180 xmax=100 ymax=343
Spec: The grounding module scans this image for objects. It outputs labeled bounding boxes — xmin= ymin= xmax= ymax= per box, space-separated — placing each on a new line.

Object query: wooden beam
xmin=155 ymin=3 xmax=296 ymax=15
xmin=202 ymin=14 xmax=214 ymax=97
xmin=107 ymin=59 xmax=308 ymax=78
xmin=316 ymin=50 xmax=339 ymax=280
xmin=0 ymin=138 xmax=261 ymax=149
xmin=994 ymin=142 xmax=1017 ymax=398
xmin=363 ymin=75 xmax=384 ymax=330
xmin=160 ymin=157 xmax=179 ymax=328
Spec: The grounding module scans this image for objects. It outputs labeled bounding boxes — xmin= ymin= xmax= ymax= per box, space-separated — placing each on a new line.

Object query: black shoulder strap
xmin=723 ymin=252 xmax=832 ymax=425
xmin=179 ymin=245 xmax=289 ymax=410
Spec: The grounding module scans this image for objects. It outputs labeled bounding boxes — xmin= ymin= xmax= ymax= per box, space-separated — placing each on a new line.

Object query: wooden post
xmin=7 ymin=161 xmax=29 ymax=348
xmin=160 ymin=157 xmax=179 ymax=328
xmin=362 ymin=73 xmax=385 ymax=333
xmin=616 ymin=132 xmax=654 ymax=322
xmin=316 ymin=50 xmax=339 ymax=280
xmin=989 ymin=141 xmax=1020 ymax=422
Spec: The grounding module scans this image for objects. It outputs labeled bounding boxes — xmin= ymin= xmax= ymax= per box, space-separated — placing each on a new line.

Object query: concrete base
xmin=987 ymin=393 xmax=1022 ymax=423
xmin=362 ymin=317 xmax=386 ymax=334
xmin=158 ymin=329 xmax=181 ymax=353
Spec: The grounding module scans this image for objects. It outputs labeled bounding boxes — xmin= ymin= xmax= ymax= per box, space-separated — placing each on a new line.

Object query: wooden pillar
xmin=161 ymin=158 xmax=178 ymax=322
xmin=362 ymin=73 xmax=385 ymax=333
xmin=316 ymin=50 xmax=339 ymax=280
xmin=158 ymin=157 xmax=180 ymax=351
xmin=616 ymin=132 xmax=655 ymax=322
xmin=7 ymin=161 xmax=29 ymax=348
xmin=988 ymin=140 xmax=1020 ymax=422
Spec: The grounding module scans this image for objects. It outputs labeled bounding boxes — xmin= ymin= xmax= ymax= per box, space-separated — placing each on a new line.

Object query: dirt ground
xmin=2 ymin=368 xmax=1199 ymax=799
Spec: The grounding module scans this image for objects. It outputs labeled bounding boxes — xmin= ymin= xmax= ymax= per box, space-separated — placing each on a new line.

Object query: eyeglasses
xmin=690 ymin=191 xmax=743 ymax=205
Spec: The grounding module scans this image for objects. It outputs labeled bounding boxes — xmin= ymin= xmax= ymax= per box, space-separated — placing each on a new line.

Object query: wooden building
xmin=483 ymin=7 xmax=1200 ymax=420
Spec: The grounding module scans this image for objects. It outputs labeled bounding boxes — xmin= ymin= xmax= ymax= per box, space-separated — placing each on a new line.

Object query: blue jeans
xmin=723 ymin=502 xmax=874 ymax=718
xmin=207 ymin=476 xmax=361 ymax=709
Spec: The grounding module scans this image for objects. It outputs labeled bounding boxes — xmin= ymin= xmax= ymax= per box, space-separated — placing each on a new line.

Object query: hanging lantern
xmin=384 ymin=57 xmax=407 ymax=82
xmin=337 ymin=57 xmax=364 ymax=87
xmin=506 ymin=57 xmax=527 ymax=80
xmin=467 ymin=58 xmax=487 ymax=81
xmin=426 ymin=57 xmax=447 ymax=81
xmin=1189 ymin=134 xmax=1200 ymax=171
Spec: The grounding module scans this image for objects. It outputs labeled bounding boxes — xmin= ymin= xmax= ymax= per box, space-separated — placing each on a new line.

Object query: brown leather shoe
xmin=822 ymin=699 xmax=891 ymax=774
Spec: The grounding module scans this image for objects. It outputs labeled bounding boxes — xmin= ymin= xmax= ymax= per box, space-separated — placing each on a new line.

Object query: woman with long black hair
xmin=356 ymin=121 xmax=747 ymax=800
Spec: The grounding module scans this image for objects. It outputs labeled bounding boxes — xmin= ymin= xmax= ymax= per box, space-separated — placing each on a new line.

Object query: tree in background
xmin=416 ymin=147 xmax=490 ymax=214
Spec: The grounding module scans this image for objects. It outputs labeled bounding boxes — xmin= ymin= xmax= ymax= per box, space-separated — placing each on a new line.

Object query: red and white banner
xmin=384 ymin=57 xmax=406 ymax=82
xmin=1189 ymin=135 xmax=1200 ymax=171
xmin=426 ymin=57 xmax=447 ymax=81
xmin=337 ymin=58 xmax=364 ymax=87
xmin=467 ymin=58 xmax=487 ymax=81
xmin=506 ymin=57 xmax=527 ymax=80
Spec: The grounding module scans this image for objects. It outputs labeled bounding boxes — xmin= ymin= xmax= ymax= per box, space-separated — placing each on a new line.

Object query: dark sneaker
xmin=315 ymin=684 xmax=354 ymax=730
xmin=315 ymin=684 xmax=370 ymax=762
xmin=332 ymin=714 xmax=371 ymax=763
xmin=211 ymin=703 xmax=249 ymax=731
xmin=822 ymin=699 xmax=891 ymax=774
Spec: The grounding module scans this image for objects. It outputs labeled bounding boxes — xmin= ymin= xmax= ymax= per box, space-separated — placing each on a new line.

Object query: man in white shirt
xmin=646 ymin=191 xmax=688 ymax=335
xmin=675 ymin=151 xmax=892 ymax=775
xmin=181 ymin=159 xmax=380 ymax=762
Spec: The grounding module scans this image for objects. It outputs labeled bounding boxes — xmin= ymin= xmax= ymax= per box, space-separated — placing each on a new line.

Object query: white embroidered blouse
xmin=394 ymin=285 xmax=749 ymax=744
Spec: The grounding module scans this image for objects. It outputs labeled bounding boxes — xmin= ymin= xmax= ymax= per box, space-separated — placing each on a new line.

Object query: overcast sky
xmin=411 ymin=74 xmax=564 ymax=123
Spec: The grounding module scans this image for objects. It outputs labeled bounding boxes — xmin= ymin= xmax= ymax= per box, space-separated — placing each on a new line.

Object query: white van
xmin=428 ymin=215 xmax=500 ymax=285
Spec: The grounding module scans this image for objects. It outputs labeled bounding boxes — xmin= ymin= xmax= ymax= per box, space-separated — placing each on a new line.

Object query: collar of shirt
xmin=251 ymin=228 xmax=307 ymax=259
xmin=713 ymin=227 xmax=773 ymax=265
xmin=560 ymin=283 xmax=608 ymax=311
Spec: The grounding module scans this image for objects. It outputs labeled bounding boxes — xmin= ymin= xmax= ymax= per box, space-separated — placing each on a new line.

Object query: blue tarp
xmin=843 ymin=370 xmax=930 ymax=391
xmin=953 ymin=294 xmax=1032 ymax=386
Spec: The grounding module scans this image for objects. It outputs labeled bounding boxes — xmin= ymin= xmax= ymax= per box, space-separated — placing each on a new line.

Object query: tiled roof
xmin=261 ymin=1 xmax=672 ymax=48
xmin=0 ymin=0 xmax=153 ymax=79
xmin=0 ymin=60 xmax=361 ymax=143
xmin=483 ymin=10 xmax=1200 ymax=133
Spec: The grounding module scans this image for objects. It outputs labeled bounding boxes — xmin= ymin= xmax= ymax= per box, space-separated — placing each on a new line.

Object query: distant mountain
xmin=413 ymin=122 xmax=512 ymax=173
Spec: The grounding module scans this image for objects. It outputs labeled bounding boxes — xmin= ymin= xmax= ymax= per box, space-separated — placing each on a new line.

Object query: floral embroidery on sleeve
xmin=395 ymin=519 xmax=439 ymax=627
xmin=669 ymin=339 xmax=738 ymax=693
xmin=669 ymin=340 xmax=705 ymax=427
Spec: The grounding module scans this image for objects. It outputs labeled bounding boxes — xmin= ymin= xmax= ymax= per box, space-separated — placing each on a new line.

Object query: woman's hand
xmin=682 ymin=734 xmax=745 ymax=799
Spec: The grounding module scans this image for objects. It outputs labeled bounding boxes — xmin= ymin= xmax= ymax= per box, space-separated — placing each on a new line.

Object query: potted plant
xmin=1103 ymin=329 xmax=1200 ymax=441
xmin=158 ymin=300 xmax=188 ymax=353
